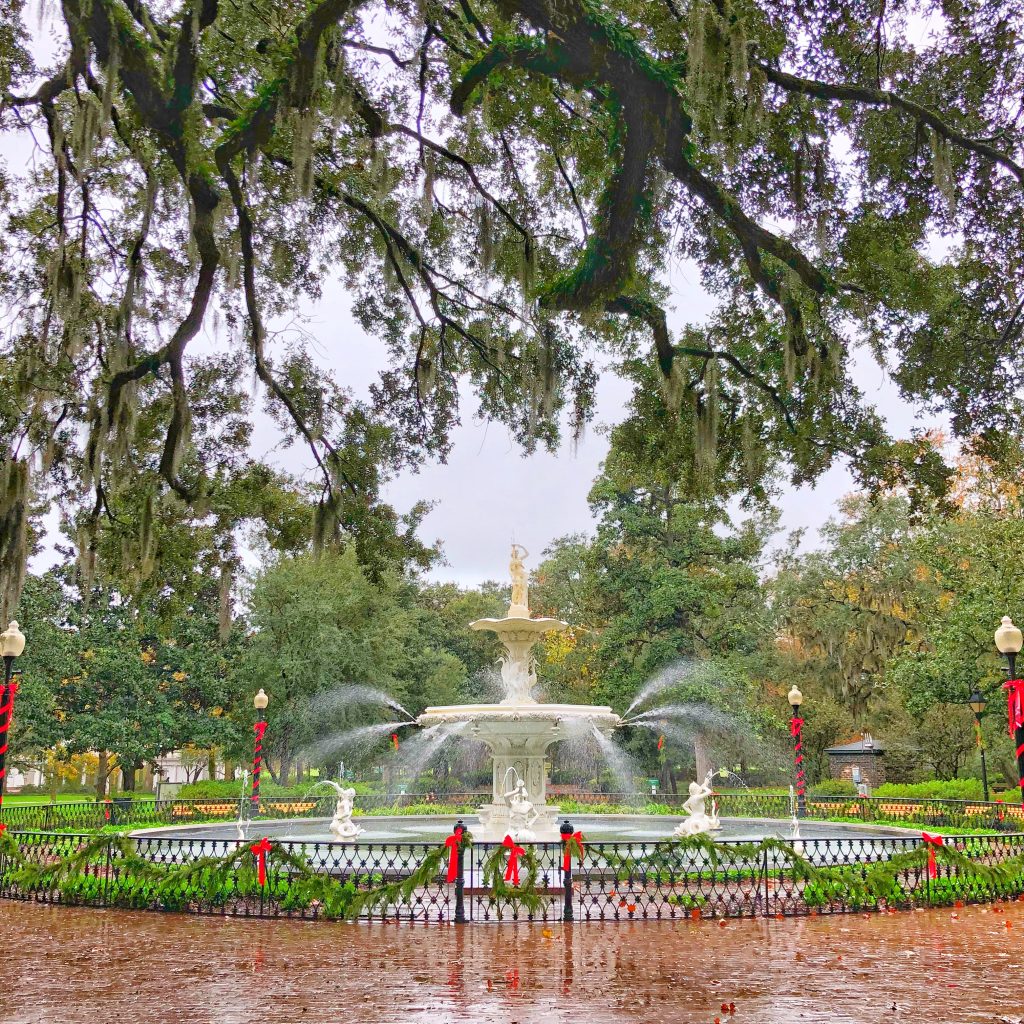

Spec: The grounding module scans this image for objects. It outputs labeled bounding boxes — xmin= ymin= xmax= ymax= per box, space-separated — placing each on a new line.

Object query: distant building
xmin=825 ymin=735 xmax=886 ymax=789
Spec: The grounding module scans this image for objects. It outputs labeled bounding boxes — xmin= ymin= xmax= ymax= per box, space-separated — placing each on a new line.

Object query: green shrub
xmin=872 ymin=779 xmax=986 ymax=801
xmin=177 ymin=779 xmax=320 ymax=800
xmin=809 ymin=780 xmax=858 ymax=797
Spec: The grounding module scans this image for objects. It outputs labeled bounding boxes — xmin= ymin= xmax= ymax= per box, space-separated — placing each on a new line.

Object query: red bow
xmin=921 ymin=832 xmax=944 ymax=879
xmin=251 ymin=837 xmax=273 ymax=886
xmin=1004 ymin=680 xmax=1024 ymax=736
xmin=562 ymin=831 xmax=584 ymax=873
xmin=657 ymin=735 xmax=665 ymax=751
xmin=253 ymin=720 xmax=267 ymax=741
xmin=790 ymin=716 xmax=804 ymax=739
xmin=0 ymin=823 xmax=7 ymax=836
xmin=502 ymin=834 xmax=525 ymax=886
xmin=444 ymin=827 xmax=464 ymax=883
xmin=391 ymin=733 xmax=399 ymax=750
xmin=997 ymin=799 xmax=1006 ymax=822
xmin=103 ymin=800 xmax=111 ymax=821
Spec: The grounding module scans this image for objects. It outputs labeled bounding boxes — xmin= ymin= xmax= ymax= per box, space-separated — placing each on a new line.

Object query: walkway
xmin=0 ymin=900 xmax=1020 ymax=1022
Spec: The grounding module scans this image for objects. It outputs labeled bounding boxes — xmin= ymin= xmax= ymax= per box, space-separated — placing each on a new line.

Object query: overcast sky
xmin=245 ymin=272 xmax=943 ymax=589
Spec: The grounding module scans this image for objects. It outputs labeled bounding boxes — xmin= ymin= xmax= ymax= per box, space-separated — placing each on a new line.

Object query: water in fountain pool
xmin=146 ymin=812 xmax=911 ymax=847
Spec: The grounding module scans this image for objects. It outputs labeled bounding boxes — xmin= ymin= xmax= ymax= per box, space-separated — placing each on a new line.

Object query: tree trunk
xmin=694 ymin=733 xmax=712 ymax=783
xmin=121 ymin=763 xmax=138 ymax=792
xmin=207 ymin=749 xmax=217 ymax=781
xmin=95 ymin=751 xmax=109 ymax=801
xmin=48 ymin=767 xmax=58 ymax=804
xmin=218 ymin=562 xmax=233 ymax=643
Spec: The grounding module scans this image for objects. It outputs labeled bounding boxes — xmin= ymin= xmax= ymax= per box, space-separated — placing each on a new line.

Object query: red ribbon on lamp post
xmin=561 ymin=831 xmax=584 ymax=874
xmin=444 ymin=826 xmax=464 ymax=883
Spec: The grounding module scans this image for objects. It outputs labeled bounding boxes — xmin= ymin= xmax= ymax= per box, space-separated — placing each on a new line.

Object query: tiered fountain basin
xmin=416 ymin=702 xmax=621 ymax=841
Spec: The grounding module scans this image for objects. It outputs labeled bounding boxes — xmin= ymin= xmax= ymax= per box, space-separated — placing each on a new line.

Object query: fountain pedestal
xmin=417 ymin=546 xmax=622 ymax=841
xmin=416 ymin=704 xmax=620 ymax=841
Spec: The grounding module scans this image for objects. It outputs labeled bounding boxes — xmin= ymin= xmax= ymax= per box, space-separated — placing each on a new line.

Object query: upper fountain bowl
xmin=416 ymin=702 xmax=620 ymax=734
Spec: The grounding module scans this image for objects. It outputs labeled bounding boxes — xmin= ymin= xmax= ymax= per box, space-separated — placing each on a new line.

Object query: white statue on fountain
xmin=504 ymin=768 xmax=539 ymax=842
xmin=673 ymin=772 xmax=722 ymax=837
xmin=326 ymin=783 xmax=365 ymax=842
xmin=509 ymin=543 xmax=530 ymax=617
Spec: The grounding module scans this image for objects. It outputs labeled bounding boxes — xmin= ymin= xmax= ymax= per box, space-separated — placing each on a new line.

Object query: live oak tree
xmin=1 ymin=0 xmax=1022 ymax=614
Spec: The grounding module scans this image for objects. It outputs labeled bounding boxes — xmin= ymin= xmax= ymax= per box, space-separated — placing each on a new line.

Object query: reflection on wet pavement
xmin=1 ymin=900 xmax=1021 ymax=1023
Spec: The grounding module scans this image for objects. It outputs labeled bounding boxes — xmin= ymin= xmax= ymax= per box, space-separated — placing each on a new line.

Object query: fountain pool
xmin=134 ymin=813 xmax=917 ymax=846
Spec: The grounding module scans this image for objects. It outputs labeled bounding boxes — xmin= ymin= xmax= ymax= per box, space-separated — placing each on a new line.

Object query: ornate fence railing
xmin=3 ymin=791 xmax=1023 ymax=832
xmin=2 ymin=827 xmax=1024 ymax=923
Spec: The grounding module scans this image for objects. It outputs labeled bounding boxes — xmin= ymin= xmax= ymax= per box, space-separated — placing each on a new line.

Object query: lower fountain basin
xmin=134 ymin=813 xmax=916 ymax=846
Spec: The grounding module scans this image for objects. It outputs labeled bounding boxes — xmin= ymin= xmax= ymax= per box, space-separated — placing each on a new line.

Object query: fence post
xmin=762 ymin=845 xmax=771 ymax=918
xmin=454 ymin=819 xmax=467 ymax=924
xmin=860 ymin=797 xmax=868 ymax=822
xmin=560 ymin=820 xmax=574 ymax=923
xmin=102 ymin=837 xmax=113 ymax=908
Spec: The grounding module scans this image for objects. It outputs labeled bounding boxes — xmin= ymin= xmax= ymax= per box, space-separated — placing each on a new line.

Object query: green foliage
xmin=873 ymin=779 xmax=989 ymax=801
xmin=808 ymin=779 xmax=858 ymax=797
xmin=3 ymin=0 xmax=1024 ymax=618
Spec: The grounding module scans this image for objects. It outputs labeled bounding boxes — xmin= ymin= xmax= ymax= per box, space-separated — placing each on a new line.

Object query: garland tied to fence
xmin=0 ymin=827 xmax=473 ymax=920
xmin=1 ymin=825 xmax=1022 ymax=918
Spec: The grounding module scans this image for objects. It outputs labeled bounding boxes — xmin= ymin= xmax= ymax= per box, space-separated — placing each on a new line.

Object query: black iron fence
xmin=3 ymin=792 xmax=1023 ymax=832
xmin=2 ymin=828 xmax=1024 ymax=923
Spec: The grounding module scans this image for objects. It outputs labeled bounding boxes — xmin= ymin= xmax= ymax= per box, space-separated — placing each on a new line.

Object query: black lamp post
xmin=788 ymin=685 xmax=807 ymax=818
xmin=968 ymin=687 xmax=989 ymax=803
xmin=0 ymin=620 xmax=26 ymax=818
xmin=995 ymin=615 xmax=1024 ymax=807
xmin=251 ymin=688 xmax=269 ymax=816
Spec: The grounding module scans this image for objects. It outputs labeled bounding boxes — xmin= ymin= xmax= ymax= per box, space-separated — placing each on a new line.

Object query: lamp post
xmin=0 ymin=621 xmax=26 ymax=818
xmin=251 ymin=688 xmax=269 ymax=816
xmin=995 ymin=615 xmax=1024 ymax=807
xmin=788 ymin=685 xmax=807 ymax=818
xmin=968 ymin=687 xmax=989 ymax=803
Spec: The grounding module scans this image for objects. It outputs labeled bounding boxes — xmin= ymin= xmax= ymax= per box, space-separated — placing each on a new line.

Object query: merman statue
xmin=673 ymin=772 xmax=722 ymax=837
xmin=504 ymin=768 xmax=539 ymax=842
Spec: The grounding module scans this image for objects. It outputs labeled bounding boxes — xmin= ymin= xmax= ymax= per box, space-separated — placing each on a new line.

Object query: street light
xmin=251 ymin=688 xmax=269 ymax=816
xmin=788 ymin=685 xmax=807 ymax=818
xmin=968 ymin=687 xmax=989 ymax=803
xmin=0 ymin=620 xmax=26 ymax=816
xmin=995 ymin=615 xmax=1024 ymax=807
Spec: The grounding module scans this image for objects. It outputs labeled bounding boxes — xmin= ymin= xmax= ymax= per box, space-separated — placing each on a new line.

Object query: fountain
xmin=417 ymin=545 xmax=620 ymax=840
xmin=136 ymin=545 xmax=921 ymax=853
